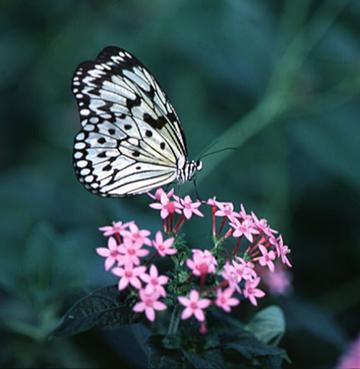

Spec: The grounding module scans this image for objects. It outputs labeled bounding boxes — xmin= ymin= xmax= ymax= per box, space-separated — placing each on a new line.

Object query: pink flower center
xmin=125 ymin=271 xmax=133 ymax=278
xmin=247 ymin=287 xmax=253 ymax=294
xmin=197 ymin=263 xmax=209 ymax=275
xmin=220 ymin=296 xmax=227 ymax=304
xmin=166 ymin=202 xmax=175 ymax=213
xmin=151 ymin=278 xmax=158 ymax=286
xmin=110 ymin=251 xmax=119 ymax=258
xmin=128 ymin=248 xmax=135 ymax=255
xmin=190 ymin=302 xmax=198 ymax=310
xmin=158 ymin=244 xmax=165 ymax=251
xmin=144 ymin=298 xmax=153 ymax=307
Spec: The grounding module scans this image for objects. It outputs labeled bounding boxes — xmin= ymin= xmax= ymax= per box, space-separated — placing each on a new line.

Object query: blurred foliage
xmin=0 ymin=0 xmax=359 ymax=367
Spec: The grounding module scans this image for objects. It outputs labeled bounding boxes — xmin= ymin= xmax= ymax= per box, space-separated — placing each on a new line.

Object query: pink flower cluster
xmin=96 ymin=188 xmax=292 ymax=332
xmin=97 ymin=221 xmax=176 ymax=322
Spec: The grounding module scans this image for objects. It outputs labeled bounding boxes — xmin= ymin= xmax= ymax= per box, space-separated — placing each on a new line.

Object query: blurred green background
xmin=1 ymin=0 xmax=359 ymax=368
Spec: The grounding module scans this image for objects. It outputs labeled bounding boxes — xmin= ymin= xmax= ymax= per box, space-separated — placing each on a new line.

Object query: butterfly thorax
xmin=177 ymin=159 xmax=202 ymax=183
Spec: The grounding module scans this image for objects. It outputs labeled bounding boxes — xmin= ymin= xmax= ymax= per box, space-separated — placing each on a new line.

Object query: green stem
xmin=167 ymin=305 xmax=180 ymax=336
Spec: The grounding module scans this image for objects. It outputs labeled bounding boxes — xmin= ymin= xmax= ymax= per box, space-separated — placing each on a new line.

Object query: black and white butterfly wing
xmin=72 ymin=46 xmax=188 ymax=197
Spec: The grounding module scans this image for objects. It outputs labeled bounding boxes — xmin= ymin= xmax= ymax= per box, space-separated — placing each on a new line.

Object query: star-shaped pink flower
xmin=230 ymin=219 xmax=259 ymax=242
xmin=215 ymin=288 xmax=240 ymax=312
xmin=232 ymin=257 xmax=256 ymax=282
xmin=221 ymin=262 xmax=240 ymax=291
xmin=214 ymin=201 xmax=237 ymax=220
xmin=178 ymin=290 xmax=211 ymax=322
xmin=121 ymin=223 xmax=151 ymax=247
xmin=152 ymin=231 xmax=177 ymax=257
xmin=186 ymin=249 xmax=217 ymax=276
xmin=140 ymin=264 xmax=168 ymax=296
xmin=96 ymin=237 xmax=122 ymax=271
xmin=251 ymin=212 xmax=277 ymax=237
xmin=148 ymin=187 xmax=174 ymax=201
xmin=118 ymin=237 xmax=149 ymax=266
xmin=176 ymin=195 xmax=203 ymax=219
xmin=149 ymin=192 xmax=181 ymax=219
xmin=98 ymin=221 xmax=133 ymax=236
xmin=237 ymin=203 xmax=252 ymax=221
xmin=276 ymin=236 xmax=292 ymax=267
xmin=133 ymin=289 xmax=167 ymax=322
xmin=112 ymin=264 xmax=146 ymax=290
xmin=258 ymin=245 xmax=276 ymax=272
xmin=243 ymin=277 xmax=265 ymax=306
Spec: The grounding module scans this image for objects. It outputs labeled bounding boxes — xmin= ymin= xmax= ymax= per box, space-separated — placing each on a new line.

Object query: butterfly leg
xmin=193 ymin=179 xmax=203 ymax=201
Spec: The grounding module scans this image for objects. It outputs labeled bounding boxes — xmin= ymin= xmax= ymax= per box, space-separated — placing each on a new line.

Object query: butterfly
xmin=72 ymin=46 xmax=202 ymax=197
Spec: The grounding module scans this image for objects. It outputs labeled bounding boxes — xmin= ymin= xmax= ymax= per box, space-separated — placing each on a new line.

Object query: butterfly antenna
xmin=198 ymin=147 xmax=240 ymax=160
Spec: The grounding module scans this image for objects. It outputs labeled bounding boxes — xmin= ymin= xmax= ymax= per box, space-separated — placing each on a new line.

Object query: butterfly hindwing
xmin=72 ymin=46 xmax=187 ymax=196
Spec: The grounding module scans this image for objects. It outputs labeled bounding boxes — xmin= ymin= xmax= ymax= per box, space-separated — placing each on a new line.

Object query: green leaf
xmin=146 ymin=335 xmax=183 ymax=369
xmin=53 ymin=285 xmax=135 ymax=337
xmin=183 ymin=349 xmax=225 ymax=369
xmin=221 ymin=330 xmax=285 ymax=369
xmin=245 ymin=305 xmax=285 ymax=345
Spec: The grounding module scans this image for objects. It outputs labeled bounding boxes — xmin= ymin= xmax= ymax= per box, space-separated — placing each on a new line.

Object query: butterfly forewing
xmin=72 ymin=46 xmax=188 ymax=196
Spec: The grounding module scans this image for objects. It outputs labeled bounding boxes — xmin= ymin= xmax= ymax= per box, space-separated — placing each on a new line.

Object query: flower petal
xmin=181 ymin=307 xmax=193 ymax=320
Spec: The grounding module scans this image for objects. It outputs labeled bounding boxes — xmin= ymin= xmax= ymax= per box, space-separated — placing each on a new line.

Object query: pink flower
xmin=214 ymin=202 xmax=237 ymax=220
xmin=232 ymin=257 xmax=256 ymax=282
xmin=230 ymin=218 xmax=259 ymax=242
xmin=221 ymin=262 xmax=240 ymax=291
xmin=140 ymin=264 xmax=168 ymax=296
xmin=148 ymin=187 xmax=174 ymax=201
xmin=118 ymin=237 xmax=149 ymax=266
xmin=337 ymin=334 xmax=360 ymax=369
xmin=186 ymin=249 xmax=217 ymax=276
xmin=207 ymin=197 xmax=219 ymax=207
xmin=178 ymin=290 xmax=211 ymax=322
xmin=243 ymin=277 xmax=265 ymax=306
xmin=251 ymin=212 xmax=277 ymax=237
xmin=262 ymin=266 xmax=292 ymax=295
xmin=215 ymin=288 xmax=240 ymax=312
xmin=276 ymin=236 xmax=292 ymax=267
xmin=112 ymin=264 xmax=146 ymax=290
xmin=149 ymin=192 xmax=181 ymax=219
xmin=121 ymin=223 xmax=152 ymax=247
xmin=133 ymin=289 xmax=167 ymax=322
xmin=237 ymin=204 xmax=252 ymax=221
xmin=152 ymin=231 xmax=177 ymax=257
xmin=258 ymin=245 xmax=276 ymax=272
xmin=96 ymin=237 xmax=122 ymax=271
xmin=99 ymin=221 xmax=133 ymax=236
xmin=176 ymin=195 xmax=203 ymax=219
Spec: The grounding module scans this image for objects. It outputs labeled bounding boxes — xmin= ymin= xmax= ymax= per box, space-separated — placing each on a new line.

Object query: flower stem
xmin=167 ymin=306 xmax=180 ymax=336
xmin=233 ymin=238 xmax=242 ymax=256
xmin=174 ymin=215 xmax=186 ymax=232
xmin=218 ymin=217 xmax=227 ymax=235
xmin=146 ymin=252 xmax=158 ymax=266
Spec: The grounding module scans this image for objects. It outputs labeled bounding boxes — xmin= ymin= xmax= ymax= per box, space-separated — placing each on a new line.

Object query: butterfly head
xmin=178 ymin=159 xmax=202 ymax=183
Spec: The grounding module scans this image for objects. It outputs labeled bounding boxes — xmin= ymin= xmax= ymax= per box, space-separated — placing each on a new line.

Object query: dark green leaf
xmin=221 ymin=330 xmax=285 ymax=369
xmin=53 ymin=285 xmax=135 ymax=337
xmin=245 ymin=305 xmax=285 ymax=345
xmin=146 ymin=335 xmax=183 ymax=369
xmin=183 ymin=349 xmax=225 ymax=369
